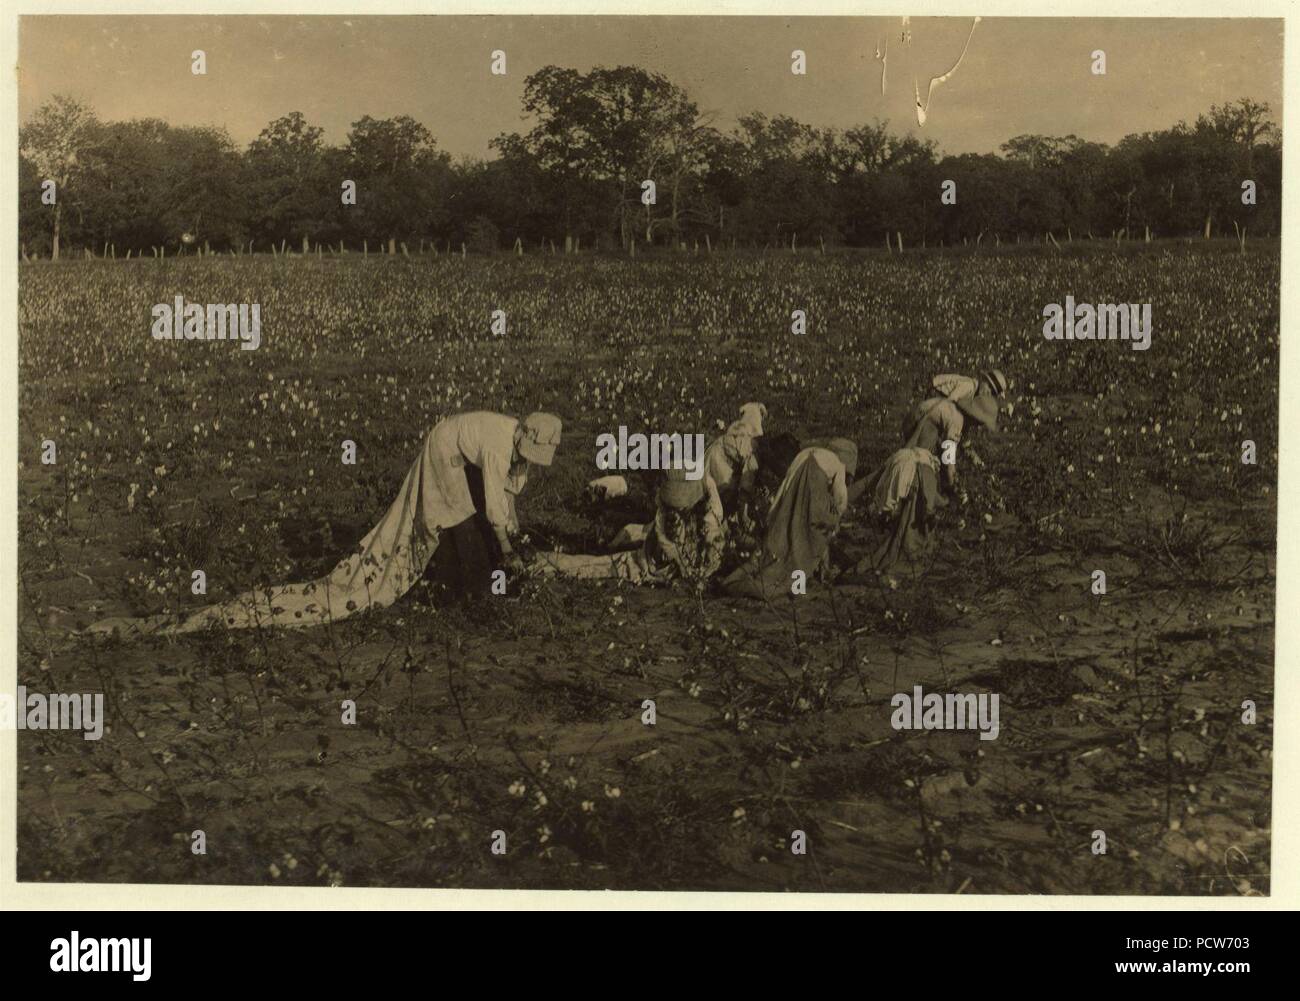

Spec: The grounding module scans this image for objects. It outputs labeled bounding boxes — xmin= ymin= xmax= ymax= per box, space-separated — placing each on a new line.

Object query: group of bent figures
xmin=87 ymin=370 xmax=1008 ymax=637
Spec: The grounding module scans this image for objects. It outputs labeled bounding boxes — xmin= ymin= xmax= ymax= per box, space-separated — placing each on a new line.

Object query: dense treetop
xmin=18 ymin=66 xmax=1280 ymax=257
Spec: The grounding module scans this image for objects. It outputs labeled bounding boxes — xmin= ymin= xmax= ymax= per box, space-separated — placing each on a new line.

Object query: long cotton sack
xmin=87 ymin=425 xmax=478 ymax=636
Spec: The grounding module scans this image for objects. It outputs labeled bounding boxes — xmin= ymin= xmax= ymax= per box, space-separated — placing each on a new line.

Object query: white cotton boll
xmin=588 ymin=475 xmax=629 ymax=499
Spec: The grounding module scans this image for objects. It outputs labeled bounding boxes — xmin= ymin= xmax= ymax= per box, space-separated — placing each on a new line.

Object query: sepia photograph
xmin=11 ymin=10 xmax=1282 ymax=899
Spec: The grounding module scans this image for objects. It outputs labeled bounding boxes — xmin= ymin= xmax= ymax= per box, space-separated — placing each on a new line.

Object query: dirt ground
xmin=16 ymin=249 xmax=1276 ymax=893
xmin=18 ymin=483 xmax=1273 ymax=894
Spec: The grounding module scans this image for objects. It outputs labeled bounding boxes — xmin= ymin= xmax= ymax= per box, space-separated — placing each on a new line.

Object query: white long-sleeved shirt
xmin=431 ymin=411 xmax=527 ymax=531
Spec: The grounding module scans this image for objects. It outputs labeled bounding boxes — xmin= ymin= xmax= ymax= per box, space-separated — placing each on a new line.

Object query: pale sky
xmin=18 ymin=16 xmax=1285 ymax=157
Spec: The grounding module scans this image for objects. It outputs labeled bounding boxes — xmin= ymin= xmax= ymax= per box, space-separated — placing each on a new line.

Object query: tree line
xmin=18 ymin=65 xmax=1281 ymax=259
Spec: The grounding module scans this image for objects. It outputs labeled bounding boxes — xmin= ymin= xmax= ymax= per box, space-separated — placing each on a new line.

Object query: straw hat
xmin=515 ymin=412 xmax=562 ymax=466
xmin=980 ymin=369 xmax=1008 ymax=399
xmin=658 ymin=468 xmax=706 ymax=510
xmin=826 ymin=437 xmax=859 ymax=477
xmin=805 ymin=437 xmax=860 ymax=477
xmin=734 ymin=401 xmax=768 ymax=437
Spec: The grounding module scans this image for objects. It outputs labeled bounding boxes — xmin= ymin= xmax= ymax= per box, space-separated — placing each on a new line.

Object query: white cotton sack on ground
xmin=588 ymin=475 xmax=629 ymax=499
xmin=609 ymin=522 xmax=650 ymax=548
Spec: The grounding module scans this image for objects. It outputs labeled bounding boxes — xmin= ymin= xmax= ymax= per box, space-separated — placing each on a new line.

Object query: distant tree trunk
xmin=388 ymin=237 xmax=396 ymax=255
xmin=51 ymin=203 xmax=61 ymax=261
xmin=303 ymin=236 xmax=309 ymax=253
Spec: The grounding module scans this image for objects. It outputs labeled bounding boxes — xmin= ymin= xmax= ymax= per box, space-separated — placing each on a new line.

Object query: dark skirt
xmin=422 ymin=462 xmax=505 ymax=601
